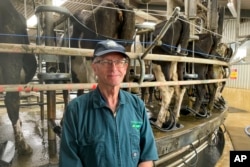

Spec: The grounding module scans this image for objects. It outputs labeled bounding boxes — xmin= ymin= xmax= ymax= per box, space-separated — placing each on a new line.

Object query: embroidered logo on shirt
xmin=131 ymin=121 xmax=142 ymax=131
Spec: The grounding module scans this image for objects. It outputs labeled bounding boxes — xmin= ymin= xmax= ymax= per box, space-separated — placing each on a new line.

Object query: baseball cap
xmin=93 ymin=40 xmax=129 ymax=59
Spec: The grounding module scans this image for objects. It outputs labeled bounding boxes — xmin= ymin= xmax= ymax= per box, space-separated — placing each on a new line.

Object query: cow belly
xmin=72 ymin=57 xmax=96 ymax=83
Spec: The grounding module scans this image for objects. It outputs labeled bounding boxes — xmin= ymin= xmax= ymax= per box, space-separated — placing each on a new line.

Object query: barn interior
xmin=10 ymin=0 xmax=250 ymax=44
xmin=1 ymin=0 xmax=250 ymax=167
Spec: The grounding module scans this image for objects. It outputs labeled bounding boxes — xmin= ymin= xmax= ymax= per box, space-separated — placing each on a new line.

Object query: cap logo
xmin=106 ymin=40 xmax=118 ymax=48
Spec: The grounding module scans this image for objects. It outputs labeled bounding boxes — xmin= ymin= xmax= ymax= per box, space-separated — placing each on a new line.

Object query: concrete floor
xmin=224 ymin=107 xmax=250 ymax=150
xmin=216 ymin=107 xmax=250 ymax=167
xmin=0 ymin=95 xmax=64 ymax=167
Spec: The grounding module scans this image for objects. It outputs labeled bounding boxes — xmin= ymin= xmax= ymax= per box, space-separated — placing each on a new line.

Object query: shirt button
xmin=133 ymin=152 xmax=137 ymax=157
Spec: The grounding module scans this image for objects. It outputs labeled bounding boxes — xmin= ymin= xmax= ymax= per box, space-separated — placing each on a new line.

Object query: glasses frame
xmin=94 ymin=59 xmax=129 ymax=68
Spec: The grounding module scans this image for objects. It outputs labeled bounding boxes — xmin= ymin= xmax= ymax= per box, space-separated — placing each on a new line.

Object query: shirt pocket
xmin=130 ymin=133 xmax=140 ymax=162
xmin=78 ymin=133 xmax=105 ymax=167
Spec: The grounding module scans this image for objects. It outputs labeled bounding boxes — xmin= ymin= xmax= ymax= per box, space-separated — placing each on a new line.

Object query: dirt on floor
xmin=0 ymin=94 xmax=64 ymax=167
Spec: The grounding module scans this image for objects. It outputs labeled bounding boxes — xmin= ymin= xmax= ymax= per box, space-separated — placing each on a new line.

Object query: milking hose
xmin=244 ymin=125 xmax=250 ymax=136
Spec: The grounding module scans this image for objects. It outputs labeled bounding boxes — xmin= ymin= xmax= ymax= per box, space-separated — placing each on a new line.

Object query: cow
xmin=139 ymin=16 xmax=190 ymax=130
xmin=207 ymin=43 xmax=233 ymax=111
xmin=184 ymin=33 xmax=231 ymax=117
xmin=0 ymin=0 xmax=37 ymax=154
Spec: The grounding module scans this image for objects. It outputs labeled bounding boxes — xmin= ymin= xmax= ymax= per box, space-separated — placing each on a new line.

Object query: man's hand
xmin=138 ymin=161 xmax=154 ymax=167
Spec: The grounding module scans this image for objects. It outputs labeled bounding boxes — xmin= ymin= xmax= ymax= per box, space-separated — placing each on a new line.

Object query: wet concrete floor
xmin=0 ymin=94 xmax=64 ymax=167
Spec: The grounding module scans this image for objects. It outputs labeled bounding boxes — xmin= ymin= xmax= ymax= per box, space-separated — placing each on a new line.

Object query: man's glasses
xmin=94 ymin=59 xmax=128 ymax=68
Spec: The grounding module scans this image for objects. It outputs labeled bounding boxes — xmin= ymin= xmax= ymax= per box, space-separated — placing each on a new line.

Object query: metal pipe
xmin=0 ymin=78 xmax=228 ymax=93
xmin=197 ymin=2 xmax=208 ymax=12
xmin=155 ymin=134 xmax=216 ymax=166
xmin=0 ymin=43 xmax=229 ymax=66
xmin=0 ymin=101 xmax=65 ymax=108
xmin=168 ymin=141 xmax=208 ymax=167
xmin=155 ymin=135 xmax=208 ymax=165
xmin=43 ymin=0 xmax=57 ymax=161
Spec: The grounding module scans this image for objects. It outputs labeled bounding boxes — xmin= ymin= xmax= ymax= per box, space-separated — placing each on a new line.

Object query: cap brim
xmin=94 ymin=50 xmax=129 ymax=59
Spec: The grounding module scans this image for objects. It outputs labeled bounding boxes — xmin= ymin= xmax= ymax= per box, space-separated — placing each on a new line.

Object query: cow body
xmin=0 ymin=0 xmax=37 ymax=154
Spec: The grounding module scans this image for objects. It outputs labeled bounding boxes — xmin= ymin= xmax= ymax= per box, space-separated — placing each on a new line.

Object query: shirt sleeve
xmin=139 ymin=100 xmax=159 ymax=162
xmin=59 ymin=102 xmax=83 ymax=167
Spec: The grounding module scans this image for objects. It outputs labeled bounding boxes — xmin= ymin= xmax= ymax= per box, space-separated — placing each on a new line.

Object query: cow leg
xmin=155 ymin=86 xmax=174 ymax=127
xmin=207 ymin=83 xmax=217 ymax=111
xmin=206 ymin=65 xmax=216 ymax=111
xmin=148 ymin=87 xmax=154 ymax=104
xmin=192 ymin=64 xmax=208 ymax=116
xmin=140 ymin=87 xmax=147 ymax=102
xmin=141 ymin=87 xmax=154 ymax=105
xmin=5 ymin=92 xmax=32 ymax=154
xmin=214 ymin=83 xmax=226 ymax=110
xmin=59 ymin=89 xmax=70 ymax=127
xmin=152 ymin=64 xmax=174 ymax=128
xmin=207 ymin=65 xmax=224 ymax=111
xmin=193 ymin=84 xmax=207 ymax=115
xmin=62 ymin=90 xmax=69 ymax=110
xmin=77 ymin=89 xmax=84 ymax=96
xmin=171 ymin=61 xmax=186 ymax=126
xmin=173 ymin=86 xmax=186 ymax=123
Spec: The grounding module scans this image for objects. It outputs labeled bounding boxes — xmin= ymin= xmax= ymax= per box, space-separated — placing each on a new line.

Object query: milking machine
xmin=35 ymin=3 xmax=72 ymax=162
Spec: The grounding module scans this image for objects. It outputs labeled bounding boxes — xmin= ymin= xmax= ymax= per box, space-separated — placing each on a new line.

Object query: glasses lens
xmin=96 ymin=60 xmax=127 ymax=68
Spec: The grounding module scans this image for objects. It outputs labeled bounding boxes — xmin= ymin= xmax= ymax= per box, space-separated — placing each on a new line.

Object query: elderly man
xmin=59 ymin=40 xmax=158 ymax=167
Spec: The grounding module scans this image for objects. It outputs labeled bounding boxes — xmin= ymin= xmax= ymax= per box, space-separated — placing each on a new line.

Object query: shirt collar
xmin=92 ymin=86 xmax=127 ymax=109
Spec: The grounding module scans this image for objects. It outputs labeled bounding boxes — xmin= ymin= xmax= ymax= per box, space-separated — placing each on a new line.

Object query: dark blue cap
xmin=93 ymin=40 xmax=129 ymax=59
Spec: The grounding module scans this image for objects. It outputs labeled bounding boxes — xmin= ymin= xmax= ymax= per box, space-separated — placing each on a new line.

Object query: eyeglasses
xmin=94 ymin=59 xmax=128 ymax=68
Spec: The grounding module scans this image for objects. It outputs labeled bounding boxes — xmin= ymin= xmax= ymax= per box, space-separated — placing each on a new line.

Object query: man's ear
xmin=91 ymin=63 xmax=97 ymax=73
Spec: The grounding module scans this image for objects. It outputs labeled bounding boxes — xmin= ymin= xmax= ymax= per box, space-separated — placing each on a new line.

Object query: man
xmin=59 ymin=40 xmax=158 ymax=167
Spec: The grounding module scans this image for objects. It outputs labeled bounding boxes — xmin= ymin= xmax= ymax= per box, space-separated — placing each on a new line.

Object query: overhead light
xmin=227 ymin=1 xmax=237 ymax=18
xmin=26 ymin=0 xmax=67 ymax=28
xmin=142 ymin=21 xmax=156 ymax=27
xmin=27 ymin=15 xmax=37 ymax=28
xmin=135 ymin=21 xmax=156 ymax=31
xmin=53 ymin=0 xmax=67 ymax=6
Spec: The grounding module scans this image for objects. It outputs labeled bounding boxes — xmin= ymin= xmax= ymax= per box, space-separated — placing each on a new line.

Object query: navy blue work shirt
xmin=59 ymin=87 xmax=158 ymax=167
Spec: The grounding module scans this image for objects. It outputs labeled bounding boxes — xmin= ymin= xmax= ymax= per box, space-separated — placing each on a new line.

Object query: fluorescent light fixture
xmin=27 ymin=15 xmax=37 ymax=28
xmin=26 ymin=0 xmax=67 ymax=28
xmin=141 ymin=21 xmax=156 ymax=30
xmin=227 ymin=2 xmax=237 ymax=18
xmin=53 ymin=0 xmax=67 ymax=6
xmin=142 ymin=21 xmax=156 ymax=26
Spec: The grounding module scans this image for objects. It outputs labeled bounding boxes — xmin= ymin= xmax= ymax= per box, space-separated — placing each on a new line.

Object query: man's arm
xmin=138 ymin=161 xmax=154 ymax=167
xmin=59 ymin=104 xmax=83 ymax=167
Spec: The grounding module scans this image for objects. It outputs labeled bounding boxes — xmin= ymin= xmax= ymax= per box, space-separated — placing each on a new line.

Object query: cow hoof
xmin=176 ymin=122 xmax=181 ymax=128
xmin=17 ymin=141 xmax=33 ymax=155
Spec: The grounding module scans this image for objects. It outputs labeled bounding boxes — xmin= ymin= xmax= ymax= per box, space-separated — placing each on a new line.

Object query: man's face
xmin=92 ymin=53 xmax=128 ymax=87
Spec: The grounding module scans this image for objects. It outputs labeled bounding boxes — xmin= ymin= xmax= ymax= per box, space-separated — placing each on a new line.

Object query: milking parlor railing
xmin=0 ymin=43 xmax=229 ymax=93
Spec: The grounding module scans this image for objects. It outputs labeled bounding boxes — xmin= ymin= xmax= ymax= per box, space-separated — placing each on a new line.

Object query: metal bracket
xmin=140 ymin=7 xmax=181 ymax=59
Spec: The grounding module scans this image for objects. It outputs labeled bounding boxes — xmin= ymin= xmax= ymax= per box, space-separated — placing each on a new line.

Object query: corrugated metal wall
xmin=226 ymin=64 xmax=250 ymax=89
xmin=221 ymin=19 xmax=236 ymax=43
xmin=222 ymin=18 xmax=250 ymax=43
xmin=222 ymin=18 xmax=250 ymax=90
